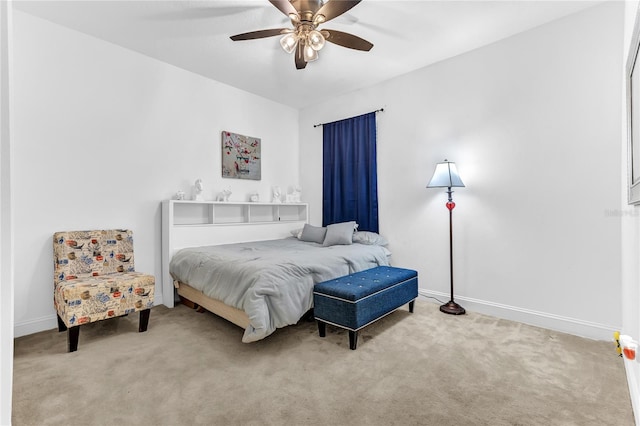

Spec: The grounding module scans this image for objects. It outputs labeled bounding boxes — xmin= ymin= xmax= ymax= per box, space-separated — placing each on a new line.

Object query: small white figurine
xmin=216 ymin=187 xmax=232 ymax=202
xmin=272 ymin=186 xmax=282 ymax=203
xmin=193 ymin=179 xmax=204 ymax=201
xmin=285 ymin=185 xmax=302 ymax=203
xmin=293 ymin=185 xmax=302 ymax=202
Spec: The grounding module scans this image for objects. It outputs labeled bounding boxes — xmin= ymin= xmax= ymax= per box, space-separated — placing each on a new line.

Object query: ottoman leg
xmin=409 ymin=300 xmax=415 ymax=313
xmin=317 ymin=320 xmax=326 ymax=337
xmin=349 ymin=331 xmax=358 ymax=350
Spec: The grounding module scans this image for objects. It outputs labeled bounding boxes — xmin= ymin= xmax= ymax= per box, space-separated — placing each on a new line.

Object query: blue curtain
xmin=322 ymin=111 xmax=378 ymax=233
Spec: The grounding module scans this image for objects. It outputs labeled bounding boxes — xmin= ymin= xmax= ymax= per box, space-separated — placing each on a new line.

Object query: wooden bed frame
xmin=174 ymin=281 xmax=250 ymax=328
xmin=161 ymin=199 xmax=309 ymax=329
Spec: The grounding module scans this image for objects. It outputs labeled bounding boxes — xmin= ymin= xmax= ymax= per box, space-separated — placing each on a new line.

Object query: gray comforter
xmin=169 ymin=237 xmax=391 ymax=342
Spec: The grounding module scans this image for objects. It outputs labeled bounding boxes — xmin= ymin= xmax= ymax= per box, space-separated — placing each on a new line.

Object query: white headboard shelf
xmin=161 ymin=200 xmax=309 ymax=307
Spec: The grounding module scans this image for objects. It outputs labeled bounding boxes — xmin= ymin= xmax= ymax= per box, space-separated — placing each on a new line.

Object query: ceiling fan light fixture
xmin=229 ymin=0 xmax=373 ymax=69
xmin=313 ymin=14 xmax=326 ymax=24
xmin=280 ymin=33 xmax=298 ymax=54
xmin=288 ymin=12 xmax=300 ymax=23
xmin=303 ymin=43 xmax=319 ymax=62
xmin=308 ymin=30 xmax=325 ymax=51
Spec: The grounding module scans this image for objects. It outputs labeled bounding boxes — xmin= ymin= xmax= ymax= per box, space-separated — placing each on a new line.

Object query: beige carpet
xmin=12 ymin=298 xmax=634 ymax=426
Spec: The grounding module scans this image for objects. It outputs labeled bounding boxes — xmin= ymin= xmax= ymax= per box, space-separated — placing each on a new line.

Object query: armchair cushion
xmin=54 ymin=229 xmax=137 ymax=284
xmin=54 ymin=272 xmax=154 ymax=326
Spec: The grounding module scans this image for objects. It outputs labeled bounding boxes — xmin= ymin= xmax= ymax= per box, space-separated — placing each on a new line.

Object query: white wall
xmin=0 ymin=2 xmax=14 ymax=425
xmin=622 ymin=0 xmax=640 ymax=422
xmin=299 ymin=2 xmax=623 ymax=340
xmin=11 ymin=11 xmax=300 ymax=337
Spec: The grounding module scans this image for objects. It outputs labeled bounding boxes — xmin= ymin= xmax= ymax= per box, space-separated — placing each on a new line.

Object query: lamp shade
xmin=308 ymin=30 xmax=325 ymax=51
xmin=427 ymin=160 xmax=465 ymax=188
xmin=280 ymin=33 xmax=298 ymax=54
xmin=303 ymin=43 xmax=319 ymax=62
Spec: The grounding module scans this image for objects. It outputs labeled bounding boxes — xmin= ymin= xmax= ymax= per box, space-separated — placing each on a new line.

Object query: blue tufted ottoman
xmin=313 ymin=266 xmax=418 ymax=350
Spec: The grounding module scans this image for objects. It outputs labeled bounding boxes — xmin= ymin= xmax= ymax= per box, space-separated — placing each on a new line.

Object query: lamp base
xmin=440 ymin=300 xmax=466 ymax=315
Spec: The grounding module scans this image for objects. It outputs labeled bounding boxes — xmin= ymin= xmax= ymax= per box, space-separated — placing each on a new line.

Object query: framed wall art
xmin=627 ymin=6 xmax=640 ymax=204
xmin=221 ymin=131 xmax=261 ymax=180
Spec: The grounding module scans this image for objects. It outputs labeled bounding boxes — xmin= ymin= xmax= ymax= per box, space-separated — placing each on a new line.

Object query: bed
xmin=169 ymin=236 xmax=391 ymax=342
xmin=161 ymin=200 xmax=391 ymax=342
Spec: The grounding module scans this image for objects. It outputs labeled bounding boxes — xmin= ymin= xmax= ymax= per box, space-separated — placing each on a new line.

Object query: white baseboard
xmin=623 ymin=361 xmax=640 ymax=426
xmin=419 ymin=289 xmax=619 ymax=341
xmin=14 ymin=291 xmax=619 ymax=342
xmin=14 ymin=314 xmax=57 ymax=338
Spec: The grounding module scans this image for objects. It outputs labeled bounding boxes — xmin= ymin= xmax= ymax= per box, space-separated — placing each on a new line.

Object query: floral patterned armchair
xmin=53 ymin=229 xmax=155 ymax=352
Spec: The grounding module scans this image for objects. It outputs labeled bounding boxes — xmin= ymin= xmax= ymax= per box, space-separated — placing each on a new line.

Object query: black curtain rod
xmin=313 ymin=108 xmax=384 ymax=128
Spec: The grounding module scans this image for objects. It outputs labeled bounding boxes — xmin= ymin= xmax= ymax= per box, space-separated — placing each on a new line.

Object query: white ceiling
xmin=13 ymin=0 xmax=601 ymax=108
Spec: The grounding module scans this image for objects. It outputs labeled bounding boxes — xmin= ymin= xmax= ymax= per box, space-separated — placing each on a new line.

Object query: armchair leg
xmin=57 ymin=315 xmax=67 ymax=332
xmin=139 ymin=308 xmax=151 ymax=332
xmin=68 ymin=327 xmax=79 ymax=352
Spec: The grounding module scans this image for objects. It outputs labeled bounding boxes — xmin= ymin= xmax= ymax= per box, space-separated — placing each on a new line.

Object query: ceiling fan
xmin=230 ymin=0 xmax=373 ymax=70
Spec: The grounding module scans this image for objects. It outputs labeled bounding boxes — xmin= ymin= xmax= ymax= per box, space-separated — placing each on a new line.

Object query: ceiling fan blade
xmin=295 ymin=42 xmax=307 ymax=70
xmin=314 ymin=0 xmax=361 ymax=23
xmin=323 ymin=29 xmax=373 ymax=51
xmin=230 ymin=28 xmax=290 ymax=41
xmin=269 ymin=0 xmax=299 ymax=18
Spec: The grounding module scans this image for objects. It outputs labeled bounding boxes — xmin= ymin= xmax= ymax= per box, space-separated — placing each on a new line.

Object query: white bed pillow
xmin=300 ymin=224 xmax=327 ymax=244
xmin=353 ymin=231 xmax=389 ymax=246
xmin=323 ymin=221 xmax=357 ymax=246
xmin=290 ymin=228 xmax=303 ymax=239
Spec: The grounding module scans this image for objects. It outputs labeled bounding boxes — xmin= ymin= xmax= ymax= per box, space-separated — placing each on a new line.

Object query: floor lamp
xmin=427 ymin=159 xmax=466 ymax=315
